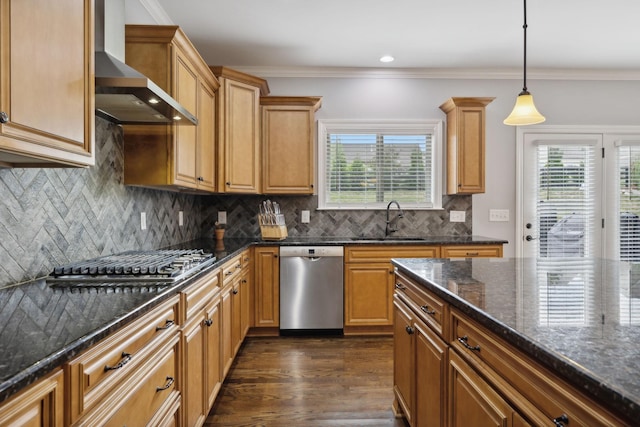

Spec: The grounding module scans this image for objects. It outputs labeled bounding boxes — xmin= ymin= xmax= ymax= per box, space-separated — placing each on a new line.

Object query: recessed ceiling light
xmin=148 ymin=98 xmax=160 ymax=104
xmin=379 ymin=55 xmax=395 ymax=63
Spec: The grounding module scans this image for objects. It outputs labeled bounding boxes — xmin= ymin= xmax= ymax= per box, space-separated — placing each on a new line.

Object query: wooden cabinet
xmin=68 ymin=295 xmax=181 ymax=426
xmin=344 ymin=245 xmax=440 ymax=335
xmin=0 ymin=0 xmax=94 ymax=167
xmin=0 ymin=369 xmax=64 ymax=427
xmin=252 ymin=246 xmax=280 ymax=332
xmin=260 ymin=96 xmax=322 ymax=194
xmin=123 ymin=25 xmax=220 ymax=193
xmin=210 ymin=66 xmax=269 ymax=194
xmin=393 ymin=272 xmax=449 ymax=427
xmin=441 ymin=244 xmax=503 ymax=258
xmin=394 ymin=269 xmax=629 ymax=427
xmin=180 ymin=269 xmax=220 ymax=427
xmin=439 ymin=97 xmax=494 ymax=195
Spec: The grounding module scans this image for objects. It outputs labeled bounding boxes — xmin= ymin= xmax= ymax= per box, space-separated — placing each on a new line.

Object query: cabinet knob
xmin=226 ymin=182 xmax=231 ymax=186
xmin=0 ymin=111 xmax=8 ymax=123
xmin=204 ymin=318 xmax=213 ymax=327
xmin=233 ymin=288 xmax=239 ymax=295
xmin=552 ymin=414 xmax=569 ymax=427
xmin=197 ymin=176 xmax=204 ymax=181
xmin=405 ymin=325 xmax=414 ymax=335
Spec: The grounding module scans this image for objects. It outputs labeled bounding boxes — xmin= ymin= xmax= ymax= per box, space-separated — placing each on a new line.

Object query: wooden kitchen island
xmin=392 ymin=257 xmax=640 ymax=427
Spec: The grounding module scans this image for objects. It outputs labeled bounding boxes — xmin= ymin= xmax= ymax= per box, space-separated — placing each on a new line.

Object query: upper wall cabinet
xmin=122 ymin=25 xmax=220 ymax=193
xmin=210 ymin=66 xmax=269 ymax=194
xmin=439 ymin=97 xmax=494 ymax=195
xmin=0 ymin=0 xmax=95 ymax=168
xmin=260 ymin=96 xmax=322 ymax=195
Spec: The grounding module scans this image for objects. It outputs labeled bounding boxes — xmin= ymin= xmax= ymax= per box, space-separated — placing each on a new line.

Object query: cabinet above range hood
xmin=94 ymin=0 xmax=197 ymax=125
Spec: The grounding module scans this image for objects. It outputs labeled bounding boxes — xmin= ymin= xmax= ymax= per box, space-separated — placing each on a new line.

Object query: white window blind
xmin=317 ymin=120 xmax=442 ymax=210
xmin=535 ymin=143 xmax=597 ymax=258
xmin=533 ymin=142 xmax=598 ymax=326
xmin=616 ymin=145 xmax=640 ymax=261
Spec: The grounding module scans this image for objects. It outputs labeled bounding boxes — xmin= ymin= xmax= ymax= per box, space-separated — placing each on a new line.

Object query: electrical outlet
xmin=301 ymin=210 xmax=310 ymax=223
xmin=179 ymin=211 xmax=184 ymax=226
xmin=450 ymin=211 xmax=466 ymax=223
xmin=140 ymin=212 xmax=147 ymax=230
xmin=218 ymin=211 xmax=227 ymax=224
xmin=489 ymin=209 xmax=510 ymax=222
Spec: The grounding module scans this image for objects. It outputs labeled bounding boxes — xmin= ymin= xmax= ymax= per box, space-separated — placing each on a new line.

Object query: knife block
xmin=258 ymin=213 xmax=288 ymax=240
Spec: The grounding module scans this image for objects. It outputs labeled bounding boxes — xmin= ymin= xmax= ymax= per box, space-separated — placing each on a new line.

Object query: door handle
xmin=525 ymin=235 xmax=537 ymax=241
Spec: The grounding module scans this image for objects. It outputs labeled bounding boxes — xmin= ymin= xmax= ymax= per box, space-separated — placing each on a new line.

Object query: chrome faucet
xmin=385 ymin=200 xmax=404 ymax=237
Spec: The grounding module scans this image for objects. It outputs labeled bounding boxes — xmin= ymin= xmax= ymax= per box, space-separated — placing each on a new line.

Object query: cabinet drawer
xmin=450 ymin=309 xmax=627 ymax=426
xmin=441 ymin=244 xmax=502 ymax=258
xmin=181 ymin=268 xmax=220 ymax=322
xmin=346 ymin=245 xmax=440 ymax=263
xmin=395 ymin=271 xmax=447 ymax=337
xmin=67 ymin=296 xmax=179 ymax=423
xmin=77 ymin=333 xmax=180 ymax=427
xmin=221 ymin=254 xmax=243 ymax=285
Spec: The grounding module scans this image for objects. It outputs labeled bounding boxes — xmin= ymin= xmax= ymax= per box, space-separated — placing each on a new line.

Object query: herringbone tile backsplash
xmin=0 ymin=119 xmax=203 ymax=287
xmin=0 ymin=118 xmax=471 ymax=288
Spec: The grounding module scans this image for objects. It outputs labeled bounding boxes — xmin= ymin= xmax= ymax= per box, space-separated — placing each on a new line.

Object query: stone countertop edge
xmin=391 ymin=258 xmax=639 ymax=425
xmin=0 ymin=235 xmax=505 ymax=404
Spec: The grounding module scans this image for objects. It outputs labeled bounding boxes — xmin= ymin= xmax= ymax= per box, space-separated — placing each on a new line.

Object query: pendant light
xmin=504 ymin=0 xmax=545 ymax=126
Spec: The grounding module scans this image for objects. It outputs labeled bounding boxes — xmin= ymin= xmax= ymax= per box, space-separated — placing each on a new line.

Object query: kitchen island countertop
xmin=392 ymin=257 xmax=640 ymax=424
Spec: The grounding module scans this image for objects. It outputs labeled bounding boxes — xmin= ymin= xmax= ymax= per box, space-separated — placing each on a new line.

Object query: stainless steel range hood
xmin=94 ymin=0 xmax=197 ymax=125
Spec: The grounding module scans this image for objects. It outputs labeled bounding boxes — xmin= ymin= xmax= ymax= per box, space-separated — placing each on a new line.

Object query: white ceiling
xmin=126 ymin=0 xmax=640 ymax=79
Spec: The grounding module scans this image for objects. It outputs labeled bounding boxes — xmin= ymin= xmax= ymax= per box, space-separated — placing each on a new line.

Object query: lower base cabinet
xmin=0 ymin=369 xmax=64 ymax=427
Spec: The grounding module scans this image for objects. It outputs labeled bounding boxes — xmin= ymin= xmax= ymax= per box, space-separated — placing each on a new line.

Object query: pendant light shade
xmin=504 ymin=0 xmax=545 ymax=126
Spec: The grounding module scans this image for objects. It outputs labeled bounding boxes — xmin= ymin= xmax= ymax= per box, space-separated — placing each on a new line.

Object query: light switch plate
xmin=450 ymin=211 xmax=466 ymax=223
xmin=489 ymin=209 xmax=510 ymax=222
xmin=218 ymin=211 xmax=227 ymax=224
xmin=178 ymin=211 xmax=184 ymax=226
xmin=301 ymin=210 xmax=310 ymax=223
xmin=140 ymin=212 xmax=147 ymax=230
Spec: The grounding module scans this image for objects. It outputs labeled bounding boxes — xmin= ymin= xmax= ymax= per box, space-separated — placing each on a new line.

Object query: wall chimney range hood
xmin=94 ymin=0 xmax=197 ymax=125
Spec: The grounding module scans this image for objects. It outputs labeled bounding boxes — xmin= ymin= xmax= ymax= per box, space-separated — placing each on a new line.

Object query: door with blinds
xmin=520 ymin=132 xmax=603 ymax=326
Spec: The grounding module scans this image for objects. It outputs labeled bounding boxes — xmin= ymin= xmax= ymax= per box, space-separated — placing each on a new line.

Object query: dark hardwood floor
xmin=204 ymin=335 xmax=408 ymax=427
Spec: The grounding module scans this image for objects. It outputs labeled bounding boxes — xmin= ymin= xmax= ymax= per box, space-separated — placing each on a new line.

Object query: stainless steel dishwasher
xmin=279 ymin=246 xmax=344 ymax=334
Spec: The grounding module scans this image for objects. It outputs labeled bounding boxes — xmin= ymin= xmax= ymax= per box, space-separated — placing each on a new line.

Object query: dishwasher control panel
xmin=279 ymin=246 xmax=344 ymax=257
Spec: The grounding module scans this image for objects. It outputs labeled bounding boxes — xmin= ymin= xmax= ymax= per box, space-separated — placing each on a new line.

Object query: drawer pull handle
xmin=395 ymin=283 xmax=406 ymax=290
xmin=420 ymin=305 xmax=436 ymax=316
xmin=204 ymin=318 xmax=213 ymax=327
xmin=156 ymin=376 xmax=175 ymax=392
xmin=104 ymin=352 xmax=132 ymax=371
xmin=552 ymin=414 xmax=569 ymax=427
xmin=156 ymin=319 xmax=175 ymax=331
xmin=466 ymin=252 xmax=479 ymax=256
xmin=236 ymin=264 xmax=242 ymax=269
xmin=226 ymin=271 xmax=234 ymax=276
xmin=457 ymin=335 xmax=480 ymax=352
xmin=405 ymin=325 xmax=414 ymax=335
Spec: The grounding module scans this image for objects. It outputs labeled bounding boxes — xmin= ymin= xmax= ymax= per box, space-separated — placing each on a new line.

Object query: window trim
xmin=317 ymin=119 xmax=444 ymax=210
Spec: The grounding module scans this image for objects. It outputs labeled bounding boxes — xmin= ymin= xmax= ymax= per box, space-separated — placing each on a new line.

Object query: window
xmin=317 ymin=120 xmax=443 ymax=209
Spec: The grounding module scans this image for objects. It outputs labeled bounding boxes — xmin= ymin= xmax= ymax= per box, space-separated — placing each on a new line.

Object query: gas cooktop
xmin=47 ymin=249 xmax=216 ymax=284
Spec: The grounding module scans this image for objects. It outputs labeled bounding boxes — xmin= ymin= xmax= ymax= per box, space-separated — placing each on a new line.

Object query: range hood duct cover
xmin=94 ymin=0 xmax=197 ymax=125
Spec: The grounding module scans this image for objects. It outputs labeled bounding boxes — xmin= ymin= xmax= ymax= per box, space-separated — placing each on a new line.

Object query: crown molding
xmin=227 ymin=66 xmax=640 ymax=81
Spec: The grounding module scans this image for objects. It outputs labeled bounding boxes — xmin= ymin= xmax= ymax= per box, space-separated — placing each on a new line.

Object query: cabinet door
xmin=174 ymin=51 xmax=199 ymax=187
xmin=220 ymin=284 xmax=234 ymax=377
xmin=261 ymin=105 xmax=315 ymax=194
xmin=205 ymin=297 xmax=222 ymax=409
xmin=0 ymin=0 xmax=94 ymax=167
xmin=240 ymin=268 xmax=251 ymax=338
xmin=182 ymin=311 xmax=207 ymax=427
xmin=414 ymin=321 xmax=448 ymax=427
xmin=393 ymin=297 xmax=414 ymax=425
xmin=231 ymin=278 xmax=243 ymax=356
xmin=454 ymin=106 xmax=485 ymax=194
xmin=219 ymin=78 xmax=260 ymax=193
xmin=448 ymin=350 xmax=527 ymax=427
xmin=253 ymin=246 xmax=280 ymax=328
xmin=197 ymin=79 xmax=216 ymax=191
xmin=345 ymin=263 xmax=394 ymax=326
xmin=0 ymin=370 xmax=64 ymax=427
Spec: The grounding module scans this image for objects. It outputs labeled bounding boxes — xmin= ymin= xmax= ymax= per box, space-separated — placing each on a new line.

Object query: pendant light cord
xmin=522 ymin=0 xmax=529 ymax=94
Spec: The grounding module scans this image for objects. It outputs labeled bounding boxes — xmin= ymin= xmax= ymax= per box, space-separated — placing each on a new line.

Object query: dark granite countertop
xmin=0 ymin=235 xmax=505 ymax=403
xmin=392 ymin=257 xmax=640 ymax=424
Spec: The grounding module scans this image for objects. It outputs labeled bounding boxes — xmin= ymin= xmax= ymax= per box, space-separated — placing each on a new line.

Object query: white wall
xmin=264 ymin=76 xmax=640 ymax=256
